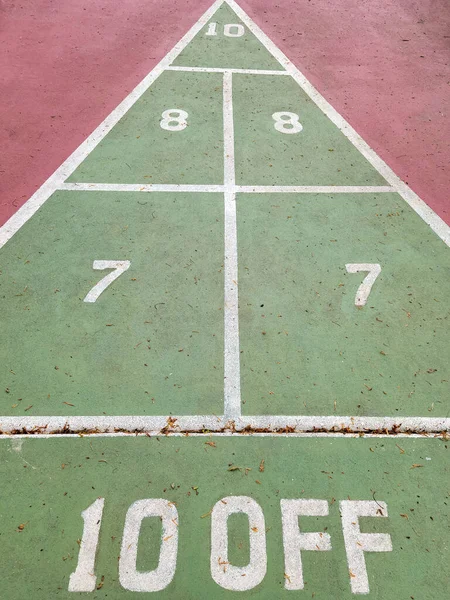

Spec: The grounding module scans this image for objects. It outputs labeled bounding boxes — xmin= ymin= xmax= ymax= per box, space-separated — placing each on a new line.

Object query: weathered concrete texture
xmin=239 ymin=0 xmax=450 ymax=221
xmin=1 ymin=0 xmax=449 ymax=225
xmin=0 ymin=435 xmax=448 ymax=598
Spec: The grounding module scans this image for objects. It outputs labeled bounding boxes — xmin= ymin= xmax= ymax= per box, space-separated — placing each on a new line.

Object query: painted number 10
xmin=69 ymin=498 xmax=178 ymax=593
xmin=206 ymin=22 xmax=245 ymax=37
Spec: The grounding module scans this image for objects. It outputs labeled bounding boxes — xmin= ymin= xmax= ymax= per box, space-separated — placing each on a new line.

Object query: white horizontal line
xmin=59 ymin=183 xmax=225 ymax=193
xmin=0 ymin=432 xmax=439 ymax=440
xmin=0 ymin=415 xmax=447 ymax=435
xmin=236 ymin=185 xmax=396 ymax=193
xmin=0 ymin=415 xmax=222 ymax=435
xmin=166 ymin=66 xmax=288 ymax=75
xmin=236 ymin=415 xmax=450 ymax=433
xmin=59 ymin=183 xmax=396 ymax=194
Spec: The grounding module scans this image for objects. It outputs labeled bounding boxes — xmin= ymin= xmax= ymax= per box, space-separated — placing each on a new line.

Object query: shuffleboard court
xmin=1 ymin=1 xmax=449 ymax=597
xmin=1 ymin=0 xmax=449 ymax=432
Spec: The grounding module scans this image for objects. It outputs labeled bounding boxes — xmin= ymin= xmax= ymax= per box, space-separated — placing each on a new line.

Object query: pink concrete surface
xmin=1 ymin=0 xmax=449 ymax=227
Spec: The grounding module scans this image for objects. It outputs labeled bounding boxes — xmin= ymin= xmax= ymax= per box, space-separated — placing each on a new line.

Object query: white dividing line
xmin=234 ymin=415 xmax=450 ymax=433
xmin=167 ymin=65 xmax=288 ymax=75
xmin=223 ymin=189 xmax=241 ymax=420
xmin=59 ymin=183 xmax=225 ymax=193
xmin=225 ymin=0 xmax=450 ymax=247
xmin=223 ymin=71 xmax=235 ymax=189
xmin=0 ymin=0 xmax=225 ymax=250
xmin=223 ymin=71 xmax=242 ymax=420
xmin=0 ymin=415 xmax=223 ymax=434
xmin=0 ymin=415 xmax=448 ymax=435
xmin=1 ymin=431 xmax=440 ymax=439
xmin=236 ymin=185 xmax=395 ymax=194
xmin=59 ymin=183 xmax=396 ymax=194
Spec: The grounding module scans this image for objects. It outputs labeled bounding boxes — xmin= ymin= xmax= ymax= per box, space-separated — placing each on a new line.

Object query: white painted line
xmin=225 ymin=0 xmax=450 ymax=247
xmin=0 ymin=415 xmax=223 ymax=434
xmin=223 ymin=71 xmax=235 ymax=189
xmin=236 ymin=185 xmax=395 ymax=194
xmin=59 ymin=183 xmax=395 ymax=194
xmin=0 ymin=431 xmax=442 ymax=439
xmin=59 ymin=183 xmax=225 ymax=193
xmin=167 ymin=66 xmax=288 ymax=75
xmin=0 ymin=415 xmax=447 ymax=435
xmin=233 ymin=415 xmax=450 ymax=433
xmin=223 ymin=70 xmax=242 ymax=420
xmin=223 ymin=190 xmax=241 ymax=420
xmin=0 ymin=0 xmax=225 ymax=250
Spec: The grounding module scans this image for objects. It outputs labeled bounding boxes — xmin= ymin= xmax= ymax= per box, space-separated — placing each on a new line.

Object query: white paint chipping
xmin=340 ymin=500 xmax=392 ymax=594
xmin=10 ymin=438 xmax=23 ymax=452
xmin=0 ymin=414 xmax=448 ymax=435
xmin=224 ymin=0 xmax=450 ymax=247
xmin=281 ymin=499 xmax=332 ymax=590
xmin=119 ymin=499 xmax=178 ymax=592
xmin=210 ymin=496 xmax=267 ymax=591
xmin=69 ymin=497 xmax=105 ymax=592
xmin=0 ymin=0 xmax=225 ymax=249
xmin=223 ymin=70 xmax=242 ymax=420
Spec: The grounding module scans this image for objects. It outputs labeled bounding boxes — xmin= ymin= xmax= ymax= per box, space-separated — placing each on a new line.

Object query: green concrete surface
xmin=68 ymin=71 xmax=224 ymax=185
xmin=233 ymin=74 xmax=387 ymax=186
xmin=0 ymin=436 xmax=448 ymax=598
xmin=173 ymin=3 xmax=284 ymax=71
xmin=238 ymin=193 xmax=450 ymax=417
xmin=0 ymin=191 xmax=224 ymax=416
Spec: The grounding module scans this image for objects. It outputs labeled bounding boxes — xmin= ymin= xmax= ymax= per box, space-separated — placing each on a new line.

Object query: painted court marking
xmin=0 ymin=415 xmax=448 ymax=435
xmin=59 ymin=183 xmax=395 ymax=194
xmin=223 ymin=70 xmax=241 ymax=420
xmin=1 ymin=0 xmax=449 ymax=436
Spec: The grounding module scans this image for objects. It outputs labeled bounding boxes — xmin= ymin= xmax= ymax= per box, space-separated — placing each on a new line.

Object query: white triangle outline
xmin=1 ymin=0 xmax=449 ymax=249
xmin=0 ymin=0 xmax=449 ymax=436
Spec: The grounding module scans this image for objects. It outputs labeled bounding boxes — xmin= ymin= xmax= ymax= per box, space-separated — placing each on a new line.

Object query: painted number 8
xmin=160 ymin=109 xmax=188 ymax=132
xmin=272 ymin=112 xmax=303 ymax=134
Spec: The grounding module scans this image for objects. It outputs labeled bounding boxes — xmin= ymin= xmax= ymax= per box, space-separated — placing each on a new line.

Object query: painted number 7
xmin=345 ymin=263 xmax=381 ymax=306
xmin=84 ymin=260 xmax=131 ymax=303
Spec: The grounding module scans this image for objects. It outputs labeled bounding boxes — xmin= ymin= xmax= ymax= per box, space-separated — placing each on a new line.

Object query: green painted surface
xmin=0 ymin=436 xmax=448 ymax=598
xmin=173 ymin=3 xmax=283 ymax=71
xmin=233 ymin=74 xmax=387 ymax=186
xmin=238 ymin=193 xmax=450 ymax=417
xmin=2 ymin=3 xmax=449 ymax=597
xmin=0 ymin=191 xmax=224 ymax=416
xmin=68 ymin=71 xmax=224 ymax=185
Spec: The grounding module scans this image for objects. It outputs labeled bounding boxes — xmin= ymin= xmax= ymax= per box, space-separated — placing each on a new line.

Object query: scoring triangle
xmin=172 ymin=1 xmax=284 ymax=71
